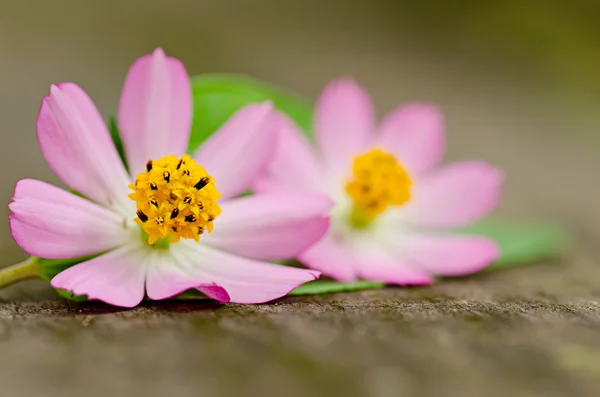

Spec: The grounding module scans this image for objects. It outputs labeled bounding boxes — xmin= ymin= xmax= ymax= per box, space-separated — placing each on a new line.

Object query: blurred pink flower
xmin=8 ymin=48 xmax=330 ymax=307
xmin=254 ymin=79 xmax=503 ymax=284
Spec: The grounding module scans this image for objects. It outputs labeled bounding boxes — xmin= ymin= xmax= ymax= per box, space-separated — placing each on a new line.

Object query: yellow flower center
xmin=345 ymin=148 xmax=412 ymax=228
xmin=128 ymin=154 xmax=222 ymax=245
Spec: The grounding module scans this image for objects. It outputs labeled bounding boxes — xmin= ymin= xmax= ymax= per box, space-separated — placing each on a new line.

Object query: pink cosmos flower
xmin=254 ymin=79 xmax=503 ymax=284
xmin=8 ymin=48 xmax=331 ymax=307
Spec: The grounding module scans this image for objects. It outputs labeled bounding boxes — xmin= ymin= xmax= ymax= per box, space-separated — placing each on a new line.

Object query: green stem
xmin=0 ymin=257 xmax=41 ymax=288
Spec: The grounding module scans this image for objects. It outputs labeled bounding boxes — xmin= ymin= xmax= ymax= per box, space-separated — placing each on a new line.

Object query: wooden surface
xmin=1 ymin=252 xmax=600 ymax=397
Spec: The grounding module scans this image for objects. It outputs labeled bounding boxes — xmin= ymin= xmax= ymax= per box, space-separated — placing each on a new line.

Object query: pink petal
xmin=377 ymin=103 xmax=445 ymax=176
xmin=50 ymin=245 xmax=147 ymax=308
xmin=353 ymin=244 xmax=434 ymax=285
xmin=298 ymin=235 xmax=358 ymax=282
xmin=37 ymin=83 xmax=132 ymax=214
xmin=398 ymin=233 xmax=499 ymax=276
xmin=253 ymin=112 xmax=326 ymax=194
xmin=355 ymin=257 xmax=434 ymax=286
xmin=118 ymin=48 xmax=192 ymax=176
xmin=145 ymin=250 xmax=230 ymax=302
xmin=193 ymin=103 xmax=276 ymax=200
xmin=399 ymin=161 xmax=504 ymax=228
xmin=196 ymin=285 xmax=231 ymax=302
xmin=171 ymin=242 xmax=320 ymax=304
xmin=9 ymin=179 xmax=129 ymax=259
xmin=314 ymin=78 xmax=374 ymax=178
xmin=204 ymin=193 xmax=332 ymax=261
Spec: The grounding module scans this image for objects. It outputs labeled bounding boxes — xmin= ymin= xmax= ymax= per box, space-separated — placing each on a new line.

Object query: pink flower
xmin=254 ymin=79 xmax=503 ymax=284
xmin=8 ymin=48 xmax=331 ymax=307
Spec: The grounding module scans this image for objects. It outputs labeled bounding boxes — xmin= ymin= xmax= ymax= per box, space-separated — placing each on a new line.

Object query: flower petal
xmin=9 ymin=179 xmax=130 ymax=259
xmin=204 ymin=193 xmax=332 ymax=261
xmin=145 ymin=250 xmax=230 ymax=302
xmin=193 ymin=102 xmax=276 ymax=200
xmin=253 ymin=112 xmax=326 ymax=194
xmin=118 ymin=48 xmax=192 ymax=176
xmin=397 ymin=233 xmax=499 ymax=276
xmin=298 ymin=235 xmax=358 ymax=282
xmin=37 ymin=83 xmax=132 ymax=214
xmin=351 ymin=240 xmax=434 ymax=285
xmin=377 ymin=103 xmax=445 ymax=176
xmin=50 ymin=244 xmax=147 ymax=308
xmin=355 ymin=256 xmax=434 ymax=286
xmin=398 ymin=161 xmax=504 ymax=228
xmin=314 ymin=78 xmax=374 ymax=179
xmin=171 ymin=242 xmax=320 ymax=304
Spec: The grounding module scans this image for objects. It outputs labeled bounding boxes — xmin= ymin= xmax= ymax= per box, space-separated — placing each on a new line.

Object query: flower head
xmin=129 ymin=154 xmax=222 ymax=244
xmin=254 ymin=78 xmax=503 ymax=284
xmin=8 ymin=48 xmax=331 ymax=307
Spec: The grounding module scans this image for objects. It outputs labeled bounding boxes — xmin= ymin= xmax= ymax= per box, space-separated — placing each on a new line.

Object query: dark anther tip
xmin=150 ymin=182 xmax=158 ymax=191
xmin=170 ymin=208 xmax=180 ymax=219
xmin=184 ymin=214 xmax=197 ymax=223
xmin=146 ymin=160 xmax=153 ymax=172
xmin=194 ymin=177 xmax=210 ymax=190
xmin=163 ymin=171 xmax=170 ymax=183
xmin=136 ymin=210 xmax=148 ymax=222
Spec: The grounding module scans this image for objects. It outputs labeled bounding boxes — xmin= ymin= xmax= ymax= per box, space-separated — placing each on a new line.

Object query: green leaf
xmin=56 ymin=288 xmax=90 ymax=302
xmin=108 ymin=115 xmax=128 ymax=171
xmin=36 ymin=255 xmax=98 ymax=282
xmin=175 ymin=289 xmax=209 ymax=300
xmin=288 ymin=280 xmax=385 ymax=296
xmin=36 ymin=256 xmax=99 ymax=302
xmin=189 ymin=74 xmax=313 ymax=152
xmin=459 ymin=219 xmax=568 ymax=271
xmin=172 ymin=280 xmax=385 ymax=300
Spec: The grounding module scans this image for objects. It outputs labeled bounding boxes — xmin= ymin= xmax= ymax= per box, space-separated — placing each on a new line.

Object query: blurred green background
xmin=1 ymin=0 xmax=599 ymax=263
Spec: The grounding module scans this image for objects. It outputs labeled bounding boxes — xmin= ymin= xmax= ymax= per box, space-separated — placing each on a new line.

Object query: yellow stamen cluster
xmin=129 ymin=154 xmax=222 ymax=245
xmin=345 ymin=148 xmax=412 ymax=225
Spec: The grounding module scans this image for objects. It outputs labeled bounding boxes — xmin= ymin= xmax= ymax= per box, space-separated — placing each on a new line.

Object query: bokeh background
xmin=1 ymin=0 xmax=599 ymax=262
